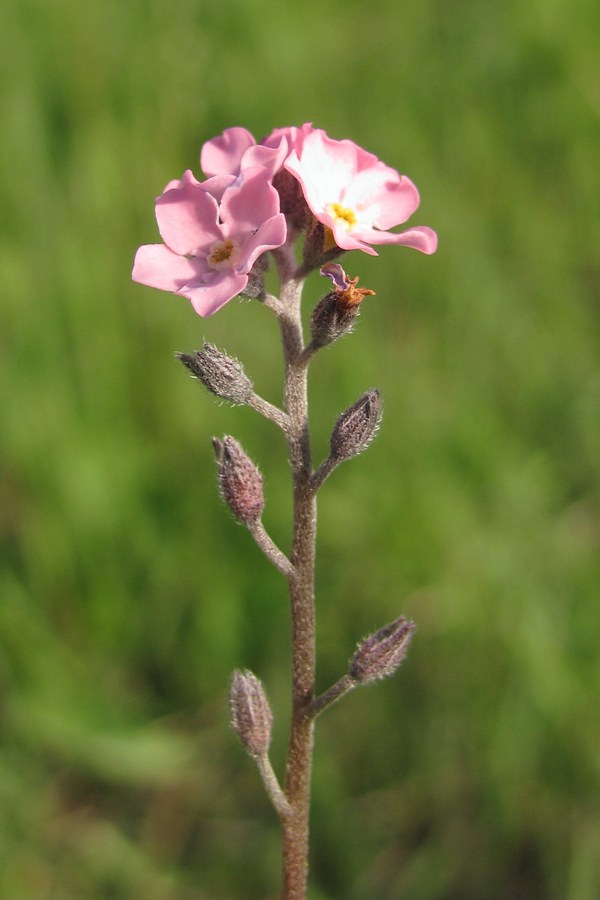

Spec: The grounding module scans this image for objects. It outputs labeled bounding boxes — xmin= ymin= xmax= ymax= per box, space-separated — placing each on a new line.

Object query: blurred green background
xmin=1 ymin=0 xmax=599 ymax=897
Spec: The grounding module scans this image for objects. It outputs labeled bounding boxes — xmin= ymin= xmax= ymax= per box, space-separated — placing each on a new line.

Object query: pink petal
xmin=220 ymin=167 xmax=281 ymax=235
xmin=262 ymin=123 xmax=313 ymax=155
xmin=237 ymin=213 xmax=287 ymax=271
xmin=200 ymin=127 xmax=256 ymax=177
xmin=199 ymin=173 xmax=237 ymax=204
xmin=356 ymin=225 xmax=438 ymax=254
xmin=345 ymin=170 xmax=420 ymax=228
xmin=132 ymin=244 xmax=209 ymax=292
xmin=183 ymin=271 xmax=249 ymax=317
xmin=330 ymin=225 xmax=379 ymax=256
xmin=241 ymin=141 xmax=288 ymax=176
xmin=162 ymin=169 xmax=203 ymax=194
xmin=155 ymin=177 xmax=222 ymax=255
xmin=286 ymin=131 xmax=359 ymax=209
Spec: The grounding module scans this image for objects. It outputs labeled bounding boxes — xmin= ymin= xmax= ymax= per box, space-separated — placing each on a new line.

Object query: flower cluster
xmin=132 ymin=124 xmax=437 ymax=317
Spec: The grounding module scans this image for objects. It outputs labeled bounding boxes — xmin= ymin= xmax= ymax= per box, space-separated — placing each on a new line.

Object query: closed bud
xmin=213 ymin=436 xmax=265 ymax=526
xmin=330 ymin=389 xmax=382 ymax=462
xmin=177 ymin=344 xmax=253 ymax=404
xmin=350 ymin=616 xmax=416 ymax=684
xmin=230 ymin=669 xmax=273 ymax=757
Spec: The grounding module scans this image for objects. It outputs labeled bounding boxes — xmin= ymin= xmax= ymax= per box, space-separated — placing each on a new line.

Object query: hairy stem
xmin=274 ymin=245 xmax=317 ymax=900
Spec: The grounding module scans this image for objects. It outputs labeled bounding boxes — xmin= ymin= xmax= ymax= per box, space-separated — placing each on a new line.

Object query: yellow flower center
xmin=207 ymin=239 xmax=236 ymax=269
xmin=327 ymin=203 xmax=358 ymax=231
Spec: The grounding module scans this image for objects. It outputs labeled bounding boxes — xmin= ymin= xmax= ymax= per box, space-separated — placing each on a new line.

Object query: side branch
xmin=309 ymin=457 xmax=338 ymax=493
xmin=261 ymin=292 xmax=285 ymax=317
xmin=304 ymin=674 xmax=357 ymax=721
xmin=249 ymin=520 xmax=295 ymax=579
xmin=248 ymin=392 xmax=291 ymax=435
xmin=256 ymin=753 xmax=293 ymax=820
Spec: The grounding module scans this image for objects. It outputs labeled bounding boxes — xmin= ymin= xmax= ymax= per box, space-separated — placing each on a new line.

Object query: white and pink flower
xmin=132 ymin=166 xmax=286 ymax=317
xmin=284 ymin=129 xmax=437 ymax=257
xmin=133 ymin=124 xmax=437 ymax=317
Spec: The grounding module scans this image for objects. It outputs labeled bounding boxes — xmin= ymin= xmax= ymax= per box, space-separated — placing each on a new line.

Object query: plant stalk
xmin=276 ymin=252 xmax=317 ymax=900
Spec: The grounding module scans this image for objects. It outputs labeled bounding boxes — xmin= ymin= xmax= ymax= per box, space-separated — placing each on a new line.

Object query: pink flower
xmin=199 ymin=123 xmax=315 ymax=181
xmin=285 ymin=129 xmax=438 ymax=257
xmin=261 ymin=122 xmax=314 ymax=156
xmin=200 ymin=127 xmax=289 ymax=180
xmin=132 ymin=167 xmax=286 ymax=317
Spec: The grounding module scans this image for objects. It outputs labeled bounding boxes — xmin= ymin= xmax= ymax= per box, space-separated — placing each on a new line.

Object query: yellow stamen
xmin=208 ymin=240 xmax=235 ymax=266
xmin=327 ymin=202 xmax=358 ymax=230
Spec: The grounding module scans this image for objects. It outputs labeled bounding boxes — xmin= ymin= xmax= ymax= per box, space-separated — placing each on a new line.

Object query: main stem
xmin=277 ymin=257 xmax=317 ymax=900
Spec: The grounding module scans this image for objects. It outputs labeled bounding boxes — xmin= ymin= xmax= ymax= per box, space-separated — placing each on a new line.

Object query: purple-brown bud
xmin=177 ymin=344 xmax=253 ymax=404
xmin=213 ymin=436 xmax=265 ymax=526
xmin=229 ymin=669 xmax=273 ymax=757
xmin=350 ymin=616 xmax=416 ymax=684
xmin=330 ymin=389 xmax=382 ymax=462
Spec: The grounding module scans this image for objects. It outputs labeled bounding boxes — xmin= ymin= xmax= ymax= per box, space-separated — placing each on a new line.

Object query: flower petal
xmin=346 ymin=170 xmax=420 ymax=228
xmin=357 ymin=225 xmax=438 ymax=254
xmin=182 ymin=271 xmax=249 ymax=317
xmin=220 ymin=167 xmax=282 ymax=235
xmin=155 ymin=176 xmax=222 ymax=255
xmin=238 ymin=213 xmax=287 ymax=271
xmin=132 ymin=244 xmax=209 ymax=291
xmin=200 ymin=127 xmax=256 ymax=177
xmin=330 ymin=226 xmax=379 ymax=256
xmin=240 ymin=141 xmax=288 ymax=176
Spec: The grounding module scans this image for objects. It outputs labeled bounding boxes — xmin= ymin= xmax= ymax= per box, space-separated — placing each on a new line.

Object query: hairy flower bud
xmin=213 ymin=436 xmax=264 ymax=526
xmin=350 ymin=616 xmax=416 ymax=684
xmin=177 ymin=344 xmax=253 ymax=404
xmin=230 ymin=669 xmax=273 ymax=757
xmin=330 ymin=389 xmax=382 ymax=462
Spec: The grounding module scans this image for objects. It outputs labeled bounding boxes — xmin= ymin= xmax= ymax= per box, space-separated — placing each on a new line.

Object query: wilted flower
xmin=285 ymin=129 xmax=438 ymax=256
xmin=132 ymin=167 xmax=286 ymax=317
xmin=310 ymin=263 xmax=375 ymax=347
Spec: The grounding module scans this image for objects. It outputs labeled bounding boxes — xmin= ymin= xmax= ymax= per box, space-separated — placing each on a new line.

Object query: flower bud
xmin=350 ymin=616 xmax=416 ymax=684
xmin=272 ymin=169 xmax=312 ymax=231
xmin=302 ymin=218 xmax=344 ymax=272
xmin=311 ymin=264 xmax=375 ymax=348
xmin=230 ymin=669 xmax=273 ymax=757
xmin=213 ymin=436 xmax=265 ymax=526
xmin=241 ymin=255 xmax=269 ymax=299
xmin=330 ymin=389 xmax=382 ymax=462
xmin=177 ymin=344 xmax=253 ymax=404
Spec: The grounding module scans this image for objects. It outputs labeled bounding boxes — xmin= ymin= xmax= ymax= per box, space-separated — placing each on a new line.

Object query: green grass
xmin=1 ymin=0 xmax=599 ymax=896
